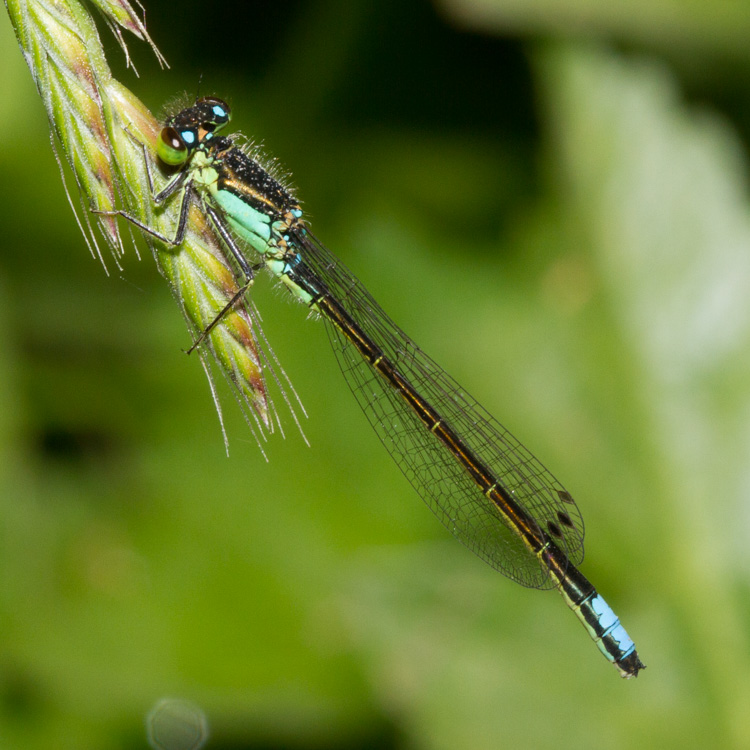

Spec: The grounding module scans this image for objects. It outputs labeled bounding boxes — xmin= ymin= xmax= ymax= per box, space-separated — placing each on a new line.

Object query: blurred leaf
xmin=5 ymin=1 xmax=750 ymax=748
xmin=331 ymin=40 xmax=750 ymax=749
xmin=439 ymin=0 xmax=750 ymax=60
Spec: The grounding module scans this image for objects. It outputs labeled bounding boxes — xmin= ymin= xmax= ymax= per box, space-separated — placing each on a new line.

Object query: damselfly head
xmin=157 ymin=96 xmax=232 ymax=166
xmin=193 ymin=96 xmax=232 ymax=132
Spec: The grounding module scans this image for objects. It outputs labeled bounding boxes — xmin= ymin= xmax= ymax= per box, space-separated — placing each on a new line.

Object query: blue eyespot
xmin=181 ymin=130 xmax=196 ymax=145
xmin=212 ymin=104 xmax=227 ymax=119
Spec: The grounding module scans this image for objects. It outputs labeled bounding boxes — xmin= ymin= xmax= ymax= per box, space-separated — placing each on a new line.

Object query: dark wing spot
xmin=547 ymin=521 xmax=563 ymax=538
xmin=557 ymin=511 xmax=574 ymax=528
xmin=558 ymin=490 xmax=575 ymax=504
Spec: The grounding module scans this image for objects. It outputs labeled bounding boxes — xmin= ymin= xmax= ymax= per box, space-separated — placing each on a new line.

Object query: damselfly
xmin=101 ymin=96 xmax=645 ymax=678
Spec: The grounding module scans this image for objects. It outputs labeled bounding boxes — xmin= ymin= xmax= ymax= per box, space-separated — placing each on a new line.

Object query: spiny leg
xmin=91 ymin=126 xmax=194 ymax=245
xmin=93 ymin=173 xmax=194 ymax=246
xmin=186 ymin=279 xmax=254 ymax=355
xmin=203 ymin=203 xmax=256 ymax=279
xmin=187 ymin=204 xmax=262 ymax=354
xmin=90 ymin=127 xmax=259 ymax=355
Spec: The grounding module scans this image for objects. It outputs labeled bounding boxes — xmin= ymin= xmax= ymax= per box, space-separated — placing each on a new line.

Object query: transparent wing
xmin=293 ymin=230 xmax=585 ymax=589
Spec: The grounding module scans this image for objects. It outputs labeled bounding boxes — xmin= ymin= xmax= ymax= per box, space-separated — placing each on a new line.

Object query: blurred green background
xmin=3 ymin=0 xmax=750 ymax=748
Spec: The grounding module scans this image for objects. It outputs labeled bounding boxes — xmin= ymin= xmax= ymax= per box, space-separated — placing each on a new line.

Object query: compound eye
xmin=157 ymin=126 xmax=189 ymax=165
xmin=197 ymin=96 xmax=231 ymax=128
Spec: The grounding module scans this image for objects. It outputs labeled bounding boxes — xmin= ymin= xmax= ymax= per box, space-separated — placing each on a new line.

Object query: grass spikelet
xmin=5 ymin=0 xmax=278 ymax=443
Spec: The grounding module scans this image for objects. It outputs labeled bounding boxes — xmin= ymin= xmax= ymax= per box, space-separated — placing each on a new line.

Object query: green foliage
xmin=2 ymin=0 xmax=750 ymax=748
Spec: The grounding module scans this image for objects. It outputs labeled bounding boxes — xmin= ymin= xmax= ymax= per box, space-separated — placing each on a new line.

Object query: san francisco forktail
xmin=101 ymin=96 xmax=645 ymax=678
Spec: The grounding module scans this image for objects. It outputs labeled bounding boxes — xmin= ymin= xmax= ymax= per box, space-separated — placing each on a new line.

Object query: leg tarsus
xmin=186 ymin=278 xmax=254 ymax=355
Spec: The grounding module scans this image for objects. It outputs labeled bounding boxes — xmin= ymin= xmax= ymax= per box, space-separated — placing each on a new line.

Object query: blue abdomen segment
xmin=577 ymin=593 xmax=636 ymax=666
xmin=538 ymin=541 xmax=644 ymax=678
